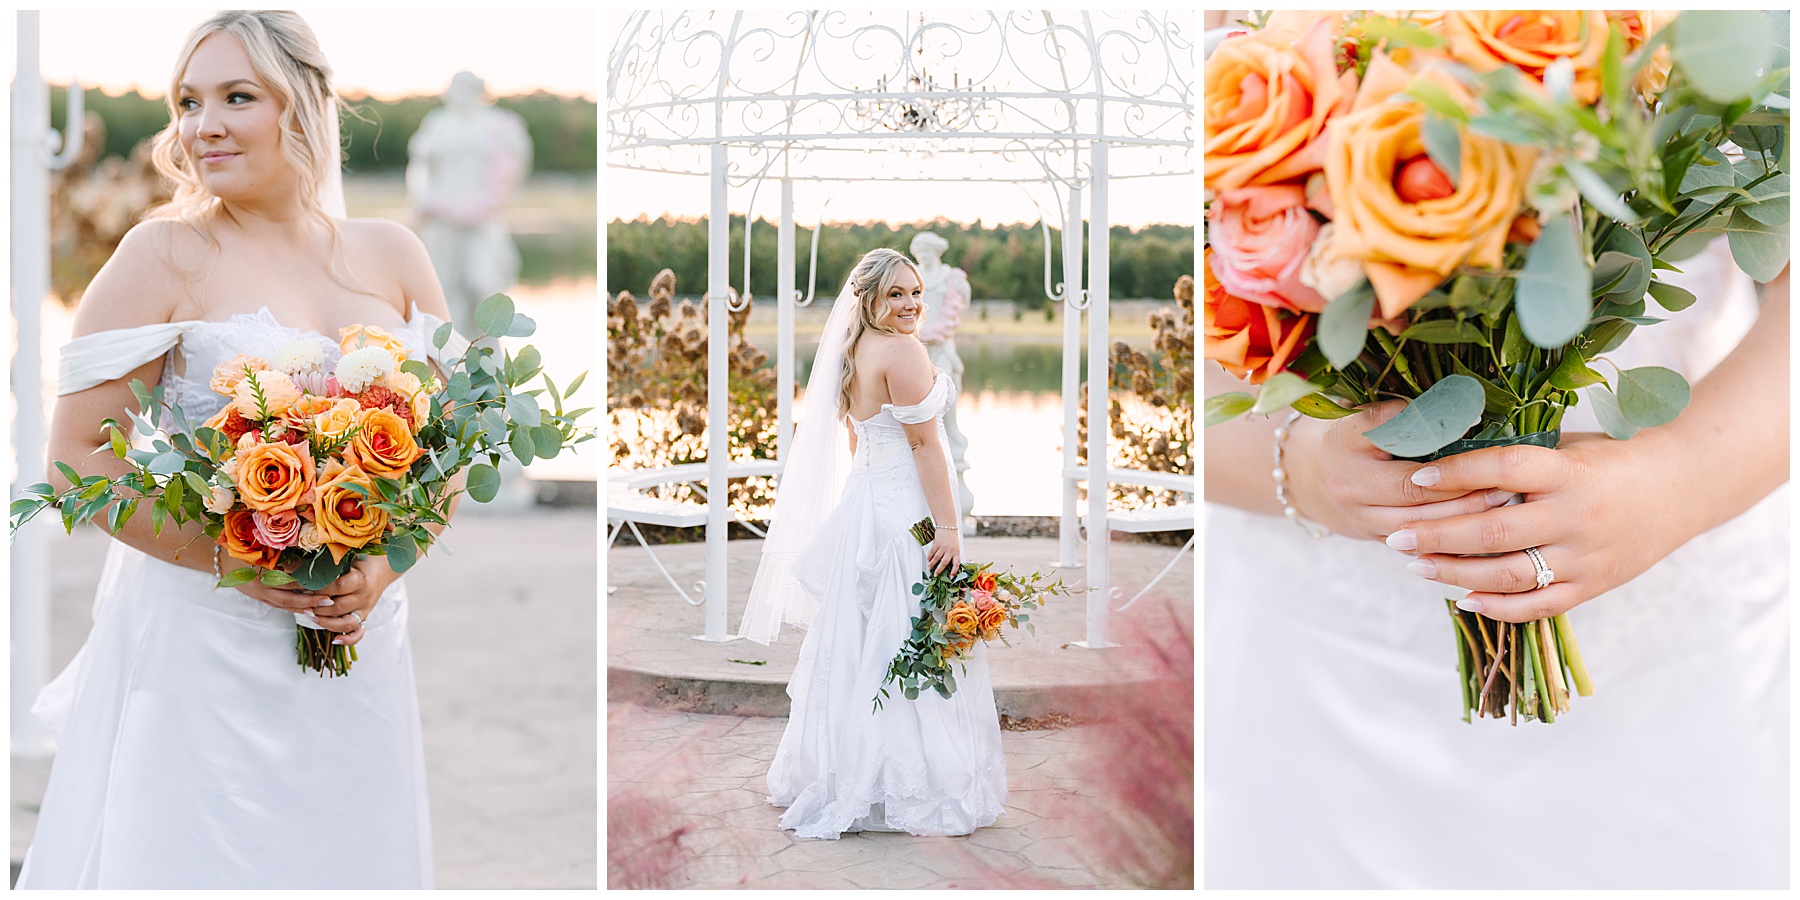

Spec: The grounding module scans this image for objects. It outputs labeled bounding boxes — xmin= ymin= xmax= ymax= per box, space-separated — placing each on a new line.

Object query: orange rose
xmin=1204 ymin=248 xmax=1315 ymax=385
xmin=945 ymin=602 xmax=980 ymax=638
xmin=311 ymin=459 xmax=390 ymax=563
xmin=345 ymin=407 xmax=425 ymax=479
xmin=233 ymin=439 xmax=315 ymax=513
xmin=219 ymin=508 xmax=281 ymax=569
xmin=972 ymin=571 xmax=998 ymax=594
xmin=339 ymin=324 xmax=409 ymax=362
xmin=282 ymin=394 xmax=340 ymax=432
xmin=1607 ymin=10 xmax=1676 ymax=96
xmin=1442 ymin=11 xmax=1608 ymax=105
xmin=1324 ymin=55 xmax=1536 ymax=318
xmin=310 ymin=398 xmax=362 ymax=442
xmin=1204 ymin=15 xmax=1358 ymax=192
xmin=977 ymin=604 xmax=1008 ymax=636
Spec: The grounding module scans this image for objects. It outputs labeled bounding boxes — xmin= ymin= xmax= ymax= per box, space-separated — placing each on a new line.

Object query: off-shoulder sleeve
xmin=56 ymin=322 xmax=197 ymax=396
xmin=413 ymin=310 xmax=471 ymax=363
xmin=885 ymin=371 xmax=955 ymax=424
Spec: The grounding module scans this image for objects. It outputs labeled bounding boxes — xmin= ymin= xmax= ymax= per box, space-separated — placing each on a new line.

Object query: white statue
xmin=909 ymin=232 xmax=975 ymax=517
xmin=406 ymin=71 xmax=532 ymax=343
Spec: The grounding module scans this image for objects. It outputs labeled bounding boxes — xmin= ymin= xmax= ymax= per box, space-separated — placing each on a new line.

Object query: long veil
xmin=322 ymin=98 xmax=348 ymax=219
xmin=738 ymin=278 xmax=859 ymax=644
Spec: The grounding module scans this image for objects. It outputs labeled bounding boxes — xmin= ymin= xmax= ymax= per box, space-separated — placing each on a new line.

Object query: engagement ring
xmin=1523 ymin=546 xmax=1554 ymax=590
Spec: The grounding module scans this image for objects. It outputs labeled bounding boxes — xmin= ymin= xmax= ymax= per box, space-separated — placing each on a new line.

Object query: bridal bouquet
xmin=871 ymin=519 xmax=1076 ymax=711
xmin=11 ymin=294 xmax=594 ymax=676
xmin=1203 ymin=11 xmax=1789 ymax=722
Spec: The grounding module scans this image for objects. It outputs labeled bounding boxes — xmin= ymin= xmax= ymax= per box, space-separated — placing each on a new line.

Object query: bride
xmin=18 ymin=12 xmax=455 ymax=888
xmin=738 ymin=248 xmax=1007 ymax=839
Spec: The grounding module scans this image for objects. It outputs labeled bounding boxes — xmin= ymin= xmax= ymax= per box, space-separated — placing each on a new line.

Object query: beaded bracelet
xmin=1272 ymin=409 xmax=1330 ymax=539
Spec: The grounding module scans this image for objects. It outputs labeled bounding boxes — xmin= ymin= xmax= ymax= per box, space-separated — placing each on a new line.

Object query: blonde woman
xmin=19 ymin=12 xmax=454 ymax=888
xmin=739 ymin=248 xmax=1005 ymax=838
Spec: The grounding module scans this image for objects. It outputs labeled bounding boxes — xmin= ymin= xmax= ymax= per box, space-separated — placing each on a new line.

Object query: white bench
xmin=606 ymin=460 xmax=785 ymax=604
xmin=1069 ymin=466 xmax=1195 ymax=610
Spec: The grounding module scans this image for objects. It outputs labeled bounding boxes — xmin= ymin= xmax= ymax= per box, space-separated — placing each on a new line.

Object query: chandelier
xmin=848 ymin=15 xmax=993 ymax=133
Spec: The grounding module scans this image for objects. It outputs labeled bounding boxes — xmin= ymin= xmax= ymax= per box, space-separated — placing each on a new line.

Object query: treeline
xmin=50 ymin=85 xmax=596 ymax=173
xmin=606 ymin=216 xmax=1195 ymax=305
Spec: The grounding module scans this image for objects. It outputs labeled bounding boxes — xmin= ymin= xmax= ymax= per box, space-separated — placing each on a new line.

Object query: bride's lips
xmin=199 ymin=150 xmax=240 ymax=165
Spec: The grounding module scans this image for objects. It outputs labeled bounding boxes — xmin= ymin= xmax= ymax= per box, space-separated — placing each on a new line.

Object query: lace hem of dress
xmin=772 ymin=751 xmax=1008 ymax=840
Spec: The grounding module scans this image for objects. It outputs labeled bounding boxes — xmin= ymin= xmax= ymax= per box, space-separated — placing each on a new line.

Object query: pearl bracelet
xmin=1272 ymin=410 xmax=1329 ymax=539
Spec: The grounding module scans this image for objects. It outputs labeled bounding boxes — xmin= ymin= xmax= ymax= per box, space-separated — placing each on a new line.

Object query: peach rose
xmin=1208 ymin=185 xmax=1329 ymax=313
xmin=1607 ymin=10 xmax=1676 ymax=96
xmin=345 ymin=407 xmax=425 ymax=479
xmin=251 ymin=508 xmax=303 ymax=550
xmin=204 ymin=484 xmax=236 ymax=515
xmin=310 ymin=398 xmax=363 ymax=442
xmin=1204 ymin=15 xmax=1358 ymax=192
xmin=282 ymin=394 xmax=340 ymax=433
xmin=1442 ymin=11 xmax=1609 ymax=105
xmin=210 ymin=354 xmax=270 ymax=396
xmin=219 ymin=508 xmax=281 ymax=569
xmin=945 ymin=602 xmax=980 ymax=638
xmin=339 ymin=324 xmax=410 ymax=362
xmin=231 ymin=369 xmax=303 ymax=420
xmin=1323 ymin=55 xmax=1536 ymax=318
xmin=233 ymin=439 xmax=314 ymax=513
xmin=977 ymin=604 xmax=1008 ymax=636
xmin=311 ymin=459 xmax=390 ymax=563
xmin=1204 ymin=248 xmax=1316 ymax=385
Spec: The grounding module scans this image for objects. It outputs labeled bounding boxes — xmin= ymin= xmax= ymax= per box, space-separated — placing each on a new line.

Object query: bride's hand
xmin=222 ymin=553 xmax=336 ymax=614
xmin=1282 ymin=401 xmax=1516 ymax=541
xmin=1390 ymin=434 xmax=1683 ymax=622
xmin=307 ymin=556 xmax=399 ymax=646
xmin=927 ymin=528 xmax=962 ymax=576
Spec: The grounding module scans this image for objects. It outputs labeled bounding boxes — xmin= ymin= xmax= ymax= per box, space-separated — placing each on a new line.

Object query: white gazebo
xmin=607 ymin=10 xmax=1193 ymax=646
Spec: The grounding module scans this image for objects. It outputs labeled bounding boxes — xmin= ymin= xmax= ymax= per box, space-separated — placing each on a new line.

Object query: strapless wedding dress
xmin=766 ymin=371 xmax=1008 ymax=839
xmin=1204 ymin=241 xmax=1788 ymax=888
xmin=17 ymin=307 xmax=447 ymax=889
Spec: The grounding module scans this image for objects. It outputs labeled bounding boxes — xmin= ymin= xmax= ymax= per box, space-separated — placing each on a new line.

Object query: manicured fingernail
xmin=1455 ymin=597 xmax=1485 ymax=613
xmin=332 ymin=638 xmax=345 ymax=645
xmin=1410 ymin=466 xmax=1441 ymax=487
xmin=1486 ymin=490 xmax=1513 ymax=507
xmin=316 ymin=597 xmax=334 ymax=606
xmin=1406 ymin=558 xmax=1437 ymax=578
xmin=1385 ymin=529 xmax=1417 ymax=551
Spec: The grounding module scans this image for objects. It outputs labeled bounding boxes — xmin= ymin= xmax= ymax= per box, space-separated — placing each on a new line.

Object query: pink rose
xmin=1207 ymin=185 xmax=1327 ymax=313
xmin=970 ymin=589 xmax=994 ymax=610
xmin=251 ymin=508 xmax=303 ymax=550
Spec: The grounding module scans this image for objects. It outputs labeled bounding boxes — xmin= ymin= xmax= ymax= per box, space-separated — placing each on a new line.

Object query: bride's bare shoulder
xmin=72 ymin=218 xmax=198 ymax=332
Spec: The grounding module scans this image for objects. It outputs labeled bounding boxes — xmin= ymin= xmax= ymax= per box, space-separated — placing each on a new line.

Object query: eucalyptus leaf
xmin=433 ymin=321 xmax=454 ymax=350
xmin=1250 ymin=372 xmax=1324 ymax=416
xmin=1564 ymin=158 xmax=1636 ymax=224
xmin=509 ymin=428 xmax=536 ymax=465
xmin=386 ymin=534 xmax=419 ymax=573
xmin=475 ymin=293 xmax=516 ymax=338
xmin=1361 ymin=374 xmax=1485 ymax=458
xmin=1515 ymin=212 xmax=1593 ymax=347
xmin=1291 ymin=393 xmax=1357 ymax=420
xmin=532 ymin=424 xmax=565 ymax=459
xmin=1645 ymin=281 xmax=1698 ymax=312
xmin=506 ymin=392 xmax=543 ymax=427
xmin=1421 ymin=113 xmax=1462 ymax=186
xmin=1403 ymin=78 xmax=1471 ymax=122
xmin=1204 ymin=392 xmax=1254 ymax=426
xmin=466 ymin=464 xmax=501 ymax=503
xmin=1678 ymin=145 xmax=1736 ymax=195
xmin=1733 ymin=170 xmax=1789 ymax=227
xmin=1616 ymin=365 xmax=1691 ymax=427
xmin=1318 ymin=280 xmax=1375 ymax=369
xmin=1725 ymin=207 xmax=1791 ymax=282
xmin=1399 ymin=319 xmax=1487 ymax=345
xmin=148 ymin=451 xmax=187 ymax=476
xmin=1599 ymin=226 xmax=1652 ymax=301
xmin=506 ymin=313 xmax=537 ymax=338
xmin=1672 ymin=10 xmax=1775 ymax=103
xmin=1586 ymin=386 xmax=1639 ymax=440
xmin=292 ymin=552 xmax=356 ymax=592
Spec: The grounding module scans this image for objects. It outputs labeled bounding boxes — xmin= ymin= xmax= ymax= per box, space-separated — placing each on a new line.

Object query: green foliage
xmin=606 ymin=216 xmax=1194 ymax=309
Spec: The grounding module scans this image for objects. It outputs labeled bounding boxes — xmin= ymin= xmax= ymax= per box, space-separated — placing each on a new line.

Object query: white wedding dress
xmin=765 ymin=371 xmax=1008 ymax=839
xmin=1203 ymin=242 xmax=1788 ymax=888
xmin=17 ymin=306 xmax=446 ymax=889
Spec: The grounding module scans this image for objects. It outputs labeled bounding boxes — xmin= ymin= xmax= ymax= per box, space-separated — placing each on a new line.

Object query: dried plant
xmin=51 ymin=119 xmax=170 ymax=305
xmin=1077 ymin=273 xmax=1196 ymax=509
xmin=608 ymin=268 xmax=782 ymax=517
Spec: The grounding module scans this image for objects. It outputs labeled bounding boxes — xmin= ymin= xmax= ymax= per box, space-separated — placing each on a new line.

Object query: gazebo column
xmin=1074 ymin=138 xmax=1117 ymax=650
xmin=1058 ymin=181 xmax=1084 ymax=569
xmin=777 ymin=176 xmax=795 ymax=460
xmin=697 ymin=140 xmax=732 ymax=641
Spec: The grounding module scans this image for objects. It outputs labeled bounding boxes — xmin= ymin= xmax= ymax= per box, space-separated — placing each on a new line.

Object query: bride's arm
xmin=1400 ymin=267 xmax=1790 ymax=621
xmin=881 ymin=337 xmax=962 ymax=573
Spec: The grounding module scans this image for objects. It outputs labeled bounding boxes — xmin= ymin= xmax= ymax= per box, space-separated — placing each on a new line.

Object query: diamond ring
xmin=1523 ymin=546 xmax=1554 ymax=590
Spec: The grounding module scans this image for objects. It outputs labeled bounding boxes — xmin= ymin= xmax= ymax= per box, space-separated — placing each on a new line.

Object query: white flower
xmin=1296 ymin=224 xmax=1365 ymax=304
xmin=204 ymin=485 xmax=236 ymax=515
xmin=270 ymin=339 xmax=326 ymax=376
xmin=335 ymin=346 xmax=398 ymax=394
xmin=297 ymin=522 xmax=326 ymax=552
xmin=220 ymin=456 xmax=241 ymax=482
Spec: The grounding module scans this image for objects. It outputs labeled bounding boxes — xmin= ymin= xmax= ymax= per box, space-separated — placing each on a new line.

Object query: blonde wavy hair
xmin=147 ymin=11 xmax=341 ymax=232
xmin=838 ymin=248 xmax=924 ymax=419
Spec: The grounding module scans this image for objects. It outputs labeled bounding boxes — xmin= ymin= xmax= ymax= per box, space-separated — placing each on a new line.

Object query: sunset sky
xmin=33 ymin=10 xmax=597 ymax=100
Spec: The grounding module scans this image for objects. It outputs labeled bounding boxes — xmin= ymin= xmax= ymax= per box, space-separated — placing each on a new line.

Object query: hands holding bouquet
xmin=12 ymin=294 xmax=594 ymax=676
xmin=1204 ymin=10 xmax=1790 ymax=722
